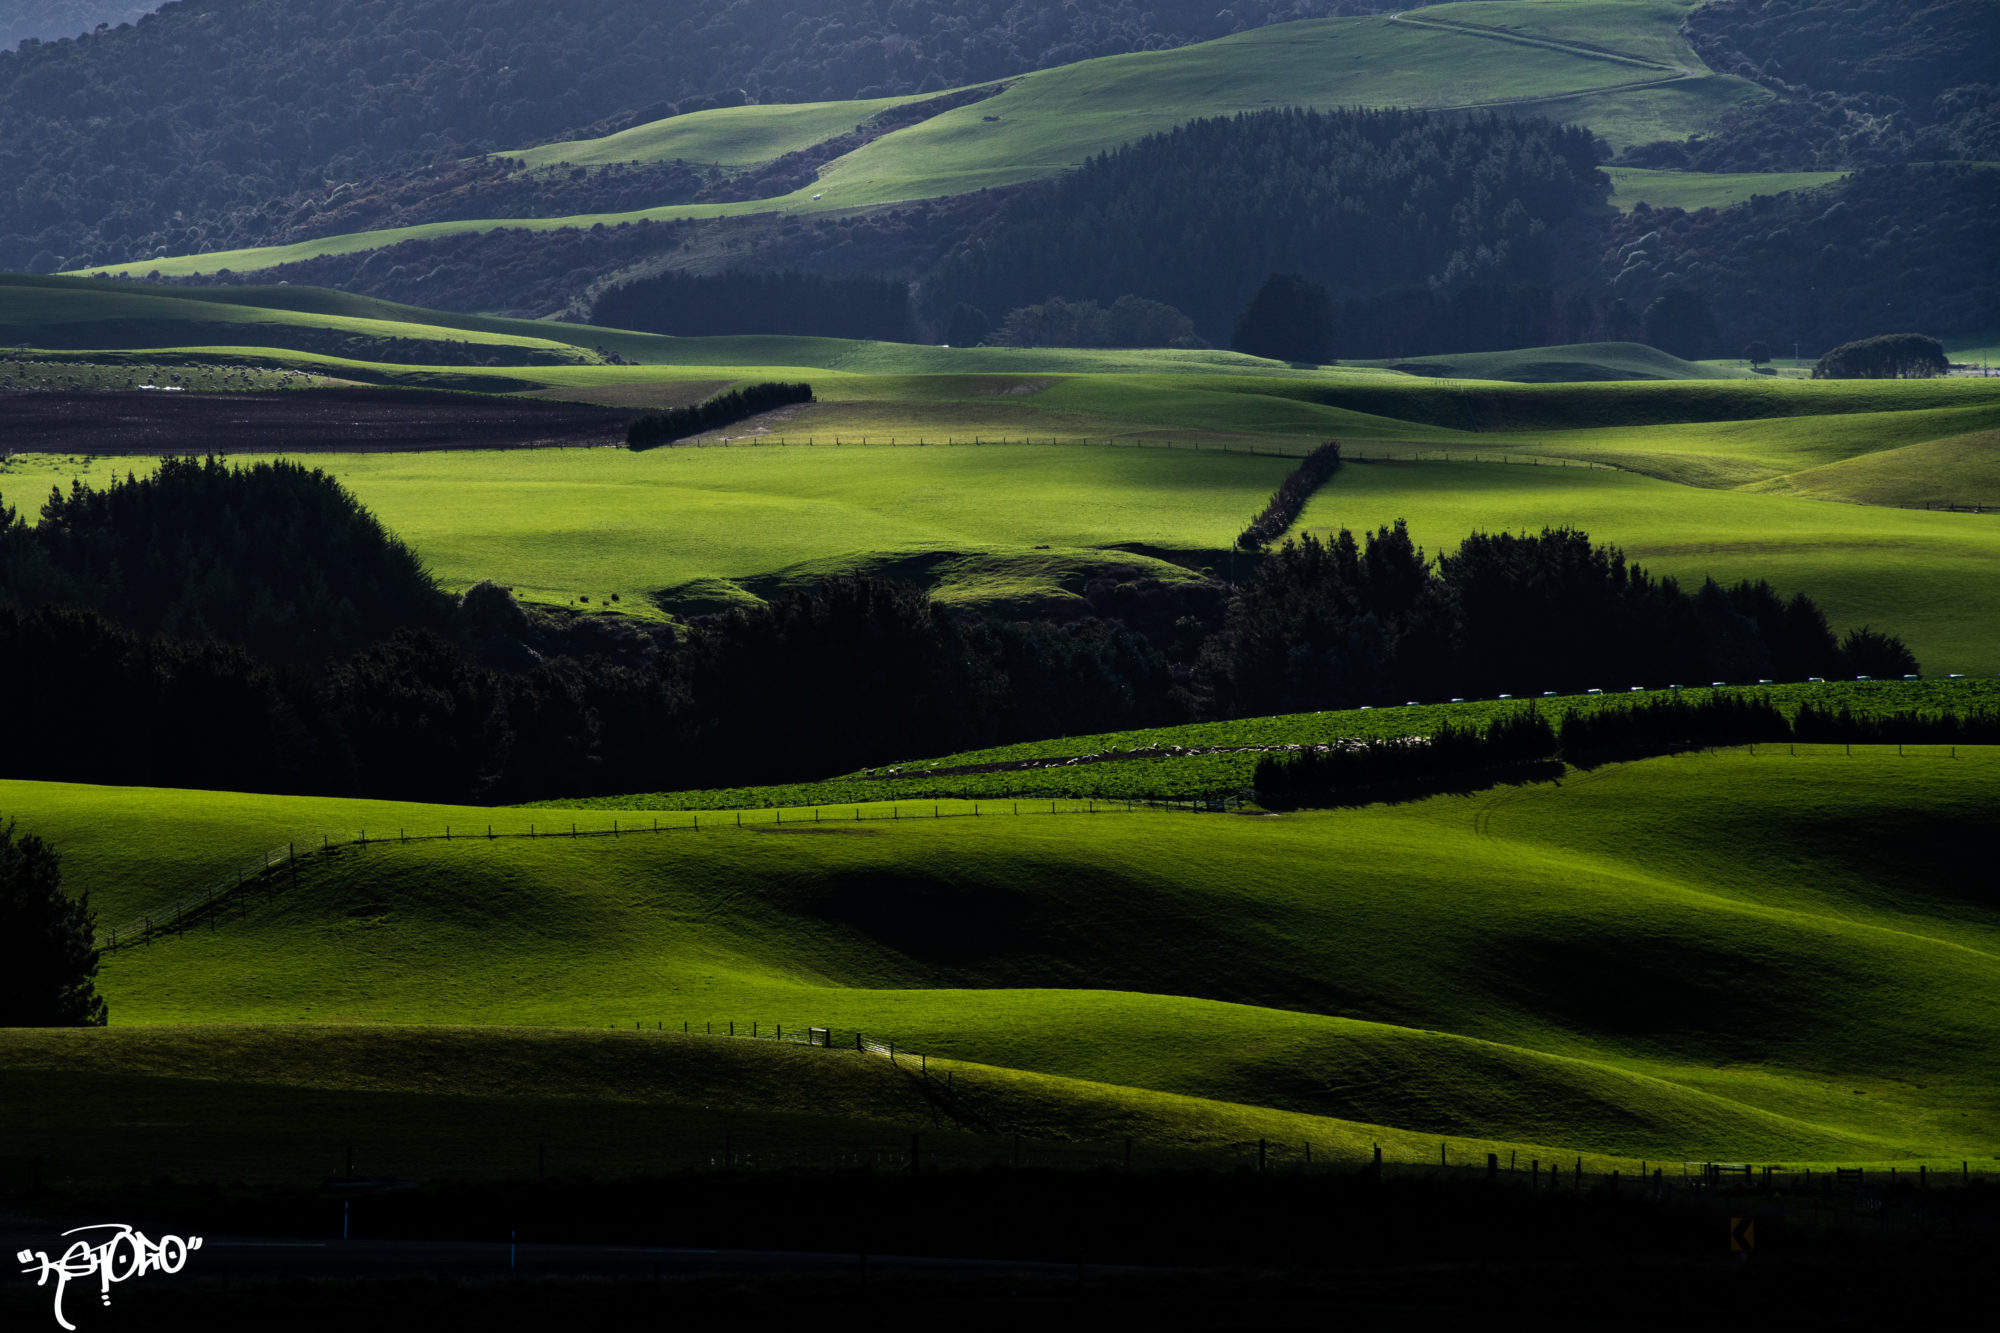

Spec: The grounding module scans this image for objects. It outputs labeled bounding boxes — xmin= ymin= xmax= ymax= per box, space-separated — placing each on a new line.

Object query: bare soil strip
xmin=0 ymin=389 xmax=632 ymax=454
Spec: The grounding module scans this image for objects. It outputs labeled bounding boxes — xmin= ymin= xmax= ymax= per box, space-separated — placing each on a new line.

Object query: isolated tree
xmin=1743 ymin=340 xmax=1771 ymax=366
xmin=1231 ymin=273 xmax=1336 ymax=363
xmin=1838 ymin=626 xmax=1920 ymax=677
xmin=0 ymin=820 xmax=107 ymax=1026
xmin=1812 ymin=333 xmax=1949 ymax=379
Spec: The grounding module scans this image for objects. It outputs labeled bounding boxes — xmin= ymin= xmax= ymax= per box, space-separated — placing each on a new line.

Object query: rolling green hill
xmin=6 ymin=745 xmax=1998 ymax=1171
xmin=71 ymin=1 xmax=1776 ymax=281
xmin=12 ymin=395 xmax=1997 ymax=667
xmin=1353 ymin=341 xmax=1749 ymax=383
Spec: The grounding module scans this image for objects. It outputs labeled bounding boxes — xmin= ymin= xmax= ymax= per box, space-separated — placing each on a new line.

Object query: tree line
xmin=628 ymin=382 xmax=814 ymax=449
xmin=592 ymin=269 xmax=913 ymax=342
xmin=1599 ymin=164 xmax=1996 ymax=359
xmin=925 ymin=108 xmax=1612 ymax=347
xmin=0 ymin=455 xmax=452 ymax=673
xmin=1658 ymin=0 xmax=2000 ymax=171
xmin=1256 ymin=690 xmax=1998 ymax=808
xmin=0 ymin=458 xmax=1924 ymax=807
xmin=1238 ymin=442 xmax=1342 ymax=551
xmin=1813 ymin=333 xmax=1950 ymax=379
xmin=1199 ymin=524 xmax=1915 ymax=721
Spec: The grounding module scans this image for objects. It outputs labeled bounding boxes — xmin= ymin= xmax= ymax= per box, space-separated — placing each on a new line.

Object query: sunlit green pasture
xmin=7 ymin=385 xmax=1996 ymax=665
xmin=1756 ymin=429 xmax=2000 ymax=510
xmin=510 ymin=94 xmax=920 ymax=171
xmin=0 ymin=444 xmax=1291 ymax=615
xmin=6 ymin=746 xmax=1998 ymax=1169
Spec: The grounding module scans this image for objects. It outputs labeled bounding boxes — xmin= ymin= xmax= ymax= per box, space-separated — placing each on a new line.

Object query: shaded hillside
xmin=1 ymin=1 xmax=153 ymax=51
xmin=1626 ymin=0 xmax=2000 ymax=169
xmin=1602 ymin=163 xmax=2000 ymax=354
xmin=0 ymin=0 xmax=1379 ymax=272
xmin=926 ymin=108 xmax=1610 ymax=344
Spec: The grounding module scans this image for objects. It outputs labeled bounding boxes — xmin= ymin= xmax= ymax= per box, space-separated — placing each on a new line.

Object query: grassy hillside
xmin=1605 ymin=167 xmax=1849 ymax=212
xmin=0 ymin=1023 xmax=1533 ymax=1187
xmin=11 ymin=412 xmax=1995 ymax=665
xmin=1353 ymin=341 xmax=1749 ymax=383
xmin=512 ymin=94 xmax=922 ymax=171
xmin=72 ymin=1 xmax=1772 ymax=280
xmin=556 ymin=679 xmax=2000 ymax=809
xmin=1755 ymin=429 xmax=2000 ymax=510
xmin=0 ymin=274 xmax=609 ymax=364
xmin=6 ymin=746 xmax=1998 ymax=1170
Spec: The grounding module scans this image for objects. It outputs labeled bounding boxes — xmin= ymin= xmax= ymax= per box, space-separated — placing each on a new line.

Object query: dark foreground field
xmin=0 ymin=389 xmax=630 ymax=454
xmin=4 ymin=1168 xmax=1992 ymax=1330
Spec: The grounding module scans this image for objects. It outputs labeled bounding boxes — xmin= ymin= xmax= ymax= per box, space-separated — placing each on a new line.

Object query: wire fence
xmin=485 ymin=1020 xmax=2000 ymax=1191
xmin=670 ymin=432 xmax=1620 ymax=470
xmin=95 ymin=842 xmax=298 ymax=950
xmin=96 ymin=742 xmax=1986 ymax=950
xmin=91 ymin=797 xmax=1245 ymax=951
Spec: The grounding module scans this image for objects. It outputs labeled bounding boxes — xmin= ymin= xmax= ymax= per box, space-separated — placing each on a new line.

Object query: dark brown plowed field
xmin=0 ymin=389 xmax=633 ymax=454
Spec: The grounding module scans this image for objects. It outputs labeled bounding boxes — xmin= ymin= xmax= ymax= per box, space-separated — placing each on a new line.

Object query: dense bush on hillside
xmin=1 ymin=1 xmax=151 ymax=52
xmin=167 ymin=190 xmax=1001 ymax=322
xmin=985 ymin=295 xmax=1202 ymax=349
xmin=1813 ymin=333 xmax=1949 ymax=379
xmin=0 ymin=0 xmax=1380 ymax=269
xmin=0 ymin=455 xmax=452 ymax=671
xmin=244 ymin=84 xmax=1009 ymax=245
xmin=593 ymin=269 xmax=912 ymax=341
xmin=1625 ymin=0 xmax=2000 ymax=170
xmin=1198 ymin=525 xmax=1908 ymax=717
xmin=1326 ymin=283 xmax=1643 ymax=360
xmin=1599 ymin=164 xmax=2000 ymax=354
xmin=927 ymin=109 xmax=1610 ymax=344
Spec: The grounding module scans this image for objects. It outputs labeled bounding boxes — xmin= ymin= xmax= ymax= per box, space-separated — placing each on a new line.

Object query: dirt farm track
xmin=0 ymin=389 xmax=633 ymax=454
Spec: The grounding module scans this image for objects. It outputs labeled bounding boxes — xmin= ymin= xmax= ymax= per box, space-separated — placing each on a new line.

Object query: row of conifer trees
xmin=1254 ymin=694 xmax=2000 ymax=807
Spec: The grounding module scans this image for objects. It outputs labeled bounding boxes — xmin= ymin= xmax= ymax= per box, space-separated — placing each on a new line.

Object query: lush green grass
xmin=1603 ymin=167 xmax=1848 ymax=213
xmin=0 ymin=274 xmax=603 ymax=363
xmin=7 ymin=746 xmax=1999 ymax=1169
xmin=1754 ymin=429 xmax=2000 ymax=510
xmin=1477 ymin=398 xmax=2000 ymax=490
xmin=71 ymin=2 xmax=1765 ymax=279
xmin=0 ymin=443 xmax=1290 ymax=616
xmin=512 ymin=94 xmax=922 ymax=171
xmin=7 ymin=377 xmax=1996 ymax=660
